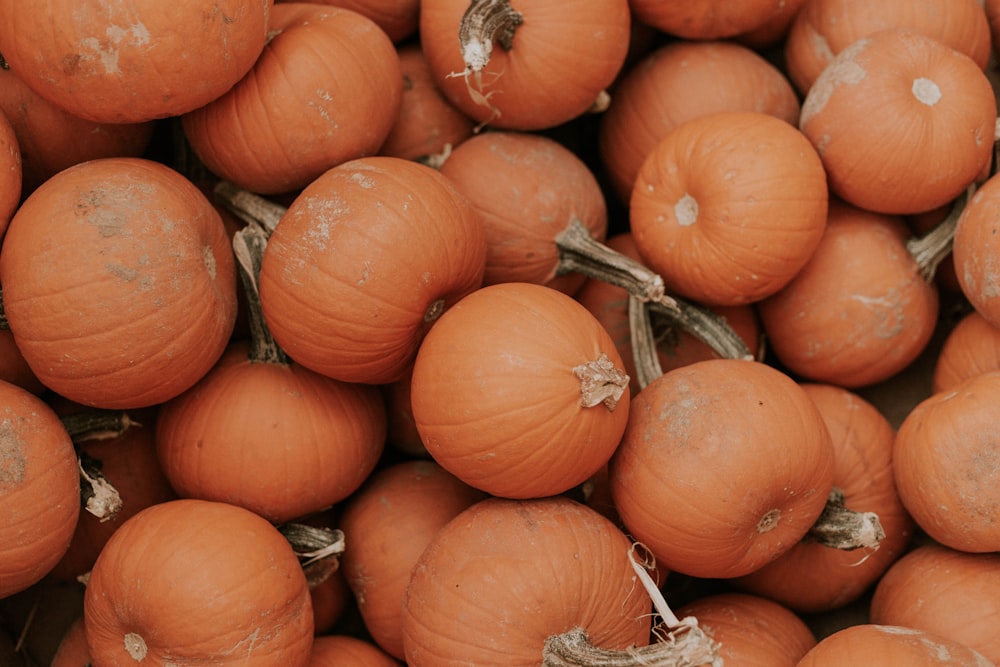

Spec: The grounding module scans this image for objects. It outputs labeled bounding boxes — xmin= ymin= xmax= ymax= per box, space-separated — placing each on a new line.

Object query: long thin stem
xmin=233 ymin=226 xmax=289 ymax=365
xmin=906 ymin=184 xmax=973 ymax=283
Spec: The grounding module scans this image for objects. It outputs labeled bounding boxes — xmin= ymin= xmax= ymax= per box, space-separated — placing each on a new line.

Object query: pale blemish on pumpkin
xmin=799 ymin=38 xmax=869 ymax=126
xmin=0 ymin=420 xmax=26 ymax=486
xmin=912 ymin=77 xmax=942 ymax=106
xmin=78 ymin=22 xmax=151 ymax=75
xmin=123 ymin=631 xmax=148 ymax=661
xmin=805 ymin=26 xmax=835 ymax=72
xmin=756 ymin=508 xmax=781 ymax=533
xmin=202 ymin=245 xmax=217 ymax=281
xmin=849 ymin=291 xmax=905 ymax=339
xmin=350 ymin=172 xmax=377 ymax=189
xmin=674 ymin=193 xmax=698 ymax=227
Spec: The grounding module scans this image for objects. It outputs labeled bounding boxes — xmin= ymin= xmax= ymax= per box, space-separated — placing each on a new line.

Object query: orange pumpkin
xmin=51 ymin=615 xmax=91 ymax=667
xmin=797 ymin=624 xmax=994 ymax=666
xmin=894 ymin=371 xmax=1000 ymax=552
xmin=0 ymin=329 xmax=44 ymax=395
xmin=281 ymin=0 xmax=419 ymax=42
xmin=933 ymin=309 xmax=1000 ymax=393
xmin=0 ymin=109 xmax=19 ymax=237
xmin=257 ymin=156 xmax=486 ymax=385
xmin=610 ymin=359 xmax=835 ymax=579
xmin=310 ymin=635 xmax=401 ymax=667
xmin=310 ymin=568 xmax=351 ymax=635
xmin=757 ymin=198 xmax=941 ymax=388
xmin=598 ymin=39 xmax=800 ymax=203
xmin=870 ymin=543 xmax=1000 ymax=663
xmin=674 ymin=592 xmax=816 ymax=666
xmin=0 ymin=0 xmax=271 ymax=123
xmin=84 ymin=498 xmax=314 ymax=665
xmin=438 ymin=130 xmax=607 ymax=296
xmin=798 ymin=28 xmax=996 ymax=215
xmin=339 ymin=460 xmax=486 ymax=659
xmin=410 ymin=282 xmax=630 ymax=499
xmin=784 ymin=0 xmax=991 ymax=95
xmin=378 ymin=43 xmax=475 ymax=163
xmin=0 ymin=380 xmax=80 ymax=598
xmin=954 ymin=174 xmax=1000 ymax=330
xmin=400 ymin=496 xmax=651 ymax=666
xmin=630 ymin=111 xmax=828 ymax=307
xmin=627 ymin=0 xmax=789 ymax=40
xmin=183 ymin=3 xmax=402 ymax=195
xmin=0 ymin=158 xmax=237 ymax=408
xmin=733 ymin=383 xmax=914 ymax=613
xmin=419 ymin=0 xmax=630 ymax=130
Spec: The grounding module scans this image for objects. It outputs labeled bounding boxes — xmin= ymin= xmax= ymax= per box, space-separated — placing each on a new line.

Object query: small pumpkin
xmin=630 ymin=111 xmax=828 ymax=307
xmin=339 ymin=460 xmax=486 ymax=659
xmin=627 ymin=0 xmax=789 ymax=40
xmin=419 ymin=0 xmax=631 ymax=130
xmin=51 ymin=615 xmax=91 ymax=667
xmin=0 ymin=0 xmax=272 ymax=123
xmin=183 ymin=3 xmax=403 ymax=195
xmin=0 ymin=157 xmax=238 ymax=408
xmin=410 ymin=282 xmax=630 ymax=499
xmin=400 ymin=496 xmax=652 ymax=666
xmin=281 ymin=0 xmax=419 ymax=42
xmin=0 ymin=380 xmax=80 ymax=599
xmin=0 ymin=329 xmax=44 ymax=395
xmin=798 ymin=28 xmax=996 ymax=215
xmin=954 ymin=174 xmax=1000 ymax=330
xmin=84 ymin=498 xmax=314 ymax=665
xmin=933 ymin=309 xmax=1000 ymax=393
xmin=894 ymin=371 xmax=1000 ymax=553
xmin=870 ymin=542 xmax=1000 ymax=663
xmin=610 ymin=359 xmax=835 ymax=579
xmin=0 ymin=109 xmax=20 ymax=237
xmin=796 ymin=624 xmax=995 ymax=666
xmin=310 ymin=635 xmax=401 ymax=667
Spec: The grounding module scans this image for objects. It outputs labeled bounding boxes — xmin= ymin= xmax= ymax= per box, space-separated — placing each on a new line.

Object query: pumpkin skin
xmin=0 ymin=65 xmax=154 ymax=196
xmin=410 ymin=282 xmax=631 ymax=499
xmin=757 ymin=199 xmax=940 ymax=388
xmin=259 ymin=156 xmax=486 ymax=385
xmin=0 ymin=381 xmax=80 ymax=599
xmin=628 ymin=0 xmax=788 ymax=40
xmin=733 ymin=383 xmax=914 ymax=613
xmin=598 ymin=39 xmax=800 ymax=203
xmin=84 ymin=498 xmax=314 ymax=666
xmin=798 ymin=28 xmax=997 ymax=216
xmin=419 ymin=0 xmax=631 ymax=130
xmin=0 ymin=0 xmax=272 ymax=124
xmin=183 ymin=3 xmax=402 ymax=195
xmin=796 ymin=624 xmax=995 ymax=666
xmin=156 ymin=340 xmax=387 ymax=524
xmin=339 ymin=461 xmax=486 ymax=659
xmin=400 ymin=496 xmax=651 ymax=666
xmin=51 ymin=616 xmax=91 ymax=667
xmin=933 ymin=309 xmax=1000 ymax=393
xmin=0 ymin=329 xmax=44 ymax=395
xmin=310 ymin=635 xmax=402 ymax=667
xmin=870 ymin=543 xmax=1000 ymax=662
xmin=438 ymin=130 xmax=607 ymax=296
xmin=630 ymin=111 xmax=828 ymax=307
xmin=894 ymin=372 xmax=1000 ymax=553
xmin=609 ymin=359 xmax=835 ymax=579
xmin=0 ymin=158 xmax=237 ymax=408
xmin=378 ymin=44 xmax=475 ymax=163
xmin=280 ymin=0 xmax=419 ymax=42
xmin=784 ymin=0 xmax=991 ymax=95
xmin=954 ymin=174 xmax=1000 ymax=330
xmin=0 ymin=109 xmax=20 ymax=238
xmin=675 ymin=592 xmax=816 ymax=666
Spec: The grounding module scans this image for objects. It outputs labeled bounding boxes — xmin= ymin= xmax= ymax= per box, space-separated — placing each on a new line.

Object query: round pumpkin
xmin=410 ymin=282 xmax=630 ymax=499
xmin=870 ymin=543 xmax=1000 ymax=662
xmin=51 ymin=615 xmax=91 ymax=667
xmin=0 ymin=0 xmax=272 ymax=123
xmin=933 ymin=309 xmax=1000 ymax=393
xmin=310 ymin=635 xmax=401 ymax=667
xmin=400 ymin=496 xmax=651 ymax=666
xmin=280 ymin=0 xmax=419 ymax=42
xmin=609 ymin=359 xmax=835 ymax=579
xmin=798 ymin=28 xmax=996 ymax=215
xmin=84 ymin=498 xmax=314 ymax=665
xmin=0 ymin=109 xmax=20 ymax=237
xmin=258 ymin=156 xmax=486 ymax=385
xmin=797 ymin=624 xmax=994 ymax=666
xmin=894 ymin=371 xmax=1000 ymax=552
xmin=0 ymin=157 xmax=237 ymax=408
xmin=183 ymin=3 xmax=402 ymax=195
xmin=419 ymin=0 xmax=630 ymax=130
xmin=0 ymin=380 xmax=80 ymax=599
xmin=954 ymin=174 xmax=1000 ymax=330
xmin=627 ymin=0 xmax=788 ymax=40
xmin=630 ymin=111 xmax=828 ymax=306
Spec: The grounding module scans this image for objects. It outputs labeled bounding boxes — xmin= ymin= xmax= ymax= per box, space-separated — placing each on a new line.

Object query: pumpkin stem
xmin=804 ymin=487 xmax=885 ymax=551
xmin=905 ymin=184 xmax=973 ymax=283
xmin=450 ymin=0 xmax=523 ymax=126
xmin=61 ymin=410 xmax=141 ymax=444
xmin=233 ymin=225 xmax=291 ymax=366
xmin=214 ymin=180 xmax=284 ymax=235
xmin=278 ymin=522 xmax=346 ymax=588
xmin=77 ymin=450 xmax=124 ymax=522
xmin=572 ymin=353 xmax=629 ymax=410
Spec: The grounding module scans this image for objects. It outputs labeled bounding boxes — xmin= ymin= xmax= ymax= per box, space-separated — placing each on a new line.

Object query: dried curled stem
xmin=573 ymin=353 xmax=629 ymax=410
xmin=805 ymin=487 xmax=885 ymax=551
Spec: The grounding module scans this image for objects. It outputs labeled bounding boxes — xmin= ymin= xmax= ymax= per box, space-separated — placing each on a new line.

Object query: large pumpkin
xmin=0 ymin=157 xmax=238 ymax=408
xmin=410 ymin=282 xmax=630 ymax=499
xmin=609 ymin=358 xmax=835 ymax=578
xmin=84 ymin=498 xmax=314 ymax=665
xmin=0 ymin=0 xmax=272 ymax=123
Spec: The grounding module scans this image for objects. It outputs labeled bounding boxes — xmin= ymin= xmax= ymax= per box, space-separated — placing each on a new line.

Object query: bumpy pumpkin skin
xmin=0 ymin=158 xmax=238 ymax=409
xmin=610 ymin=359 xmax=835 ymax=579
xmin=84 ymin=498 xmax=314 ymax=666
xmin=0 ymin=380 xmax=80 ymax=599
xmin=0 ymin=0 xmax=272 ymax=123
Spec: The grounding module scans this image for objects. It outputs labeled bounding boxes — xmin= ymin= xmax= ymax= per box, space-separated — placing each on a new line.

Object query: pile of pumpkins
xmin=2 ymin=0 xmax=1000 ymax=665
